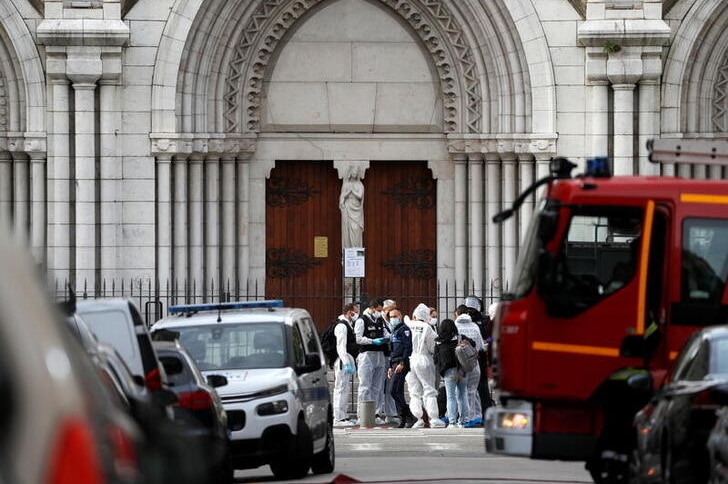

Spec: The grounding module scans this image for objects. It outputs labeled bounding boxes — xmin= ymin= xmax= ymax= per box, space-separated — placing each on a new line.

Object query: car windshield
xmin=80 ymin=309 xmax=138 ymax=368
xmin=169 ymin=323 xmax=286 ymax=370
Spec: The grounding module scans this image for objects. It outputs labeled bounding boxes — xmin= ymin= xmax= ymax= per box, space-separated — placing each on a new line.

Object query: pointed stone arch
xmin=220 ymin=0 xmax=481 ymax=134
xmin=662 ymin=0 xmax=728 ymax=135
xmin=0 ymin=1 xmax=45 ymax=138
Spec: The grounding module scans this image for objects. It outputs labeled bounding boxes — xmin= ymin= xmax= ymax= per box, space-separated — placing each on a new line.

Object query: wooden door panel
xmin=266 ymin=161 xmax=342 ymax=331
xmin=362 ymin=161 xmax=436 ymax=315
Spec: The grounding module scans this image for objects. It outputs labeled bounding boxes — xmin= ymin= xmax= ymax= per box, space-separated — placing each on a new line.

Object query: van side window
xmin=682 ymin=218 xmax=728 ymax=304
xmin=290 ymin=325 xmax=306 ymax=366
xmin=298 ymin=318 xmax=319 ymax=354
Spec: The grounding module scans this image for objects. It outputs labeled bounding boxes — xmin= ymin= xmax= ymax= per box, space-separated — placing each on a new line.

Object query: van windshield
xmin=169 ymin=323 xmax=286 ymax=370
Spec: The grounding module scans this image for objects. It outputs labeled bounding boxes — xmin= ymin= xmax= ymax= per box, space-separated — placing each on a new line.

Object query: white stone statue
xmin=339 ymin=165 xmax=364 ymax=248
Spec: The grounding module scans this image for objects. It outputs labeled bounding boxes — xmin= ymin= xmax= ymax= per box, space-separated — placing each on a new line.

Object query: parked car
xmin=631 ymin=325 xmax=728 ymax=484
xmin=76 ymin=298 xmax=168 ymax=393
xmin=153 ymin=339 xmax=233 ymax=482
xmin=151 ymin=300 xmax=335 ymax=479
xmin=707 ymin=385 xmax=728 ymax=484
xmin=60 ymin=297 xmax=211 ymax=484
xmin=0 ymin=231 xmax=143 ymax=483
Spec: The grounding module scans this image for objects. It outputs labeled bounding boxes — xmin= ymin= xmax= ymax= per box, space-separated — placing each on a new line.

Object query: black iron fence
xmin=54 ymin=278 xmax=501 ymax=330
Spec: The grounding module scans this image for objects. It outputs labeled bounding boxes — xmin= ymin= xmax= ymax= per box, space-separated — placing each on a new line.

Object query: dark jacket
xmin=389 ymin=323 xmax=412 ymax=370
xmin=434 ymin=318 xmax=459 ymax=376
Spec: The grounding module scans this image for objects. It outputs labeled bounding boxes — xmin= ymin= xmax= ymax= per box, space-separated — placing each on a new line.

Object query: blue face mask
xmin=390 ymin=318 xmax=401 ymax=327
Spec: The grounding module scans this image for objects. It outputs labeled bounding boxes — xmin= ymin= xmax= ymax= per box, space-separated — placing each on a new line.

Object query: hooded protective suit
xmin=404 ymin=303 xmax=445 ymax=427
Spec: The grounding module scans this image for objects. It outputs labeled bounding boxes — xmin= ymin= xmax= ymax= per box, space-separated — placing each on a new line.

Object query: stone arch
xmin=0 ymin=2 xmax=45 ymax=136
xmin=662 ymin=0 xmax=728 ymax=135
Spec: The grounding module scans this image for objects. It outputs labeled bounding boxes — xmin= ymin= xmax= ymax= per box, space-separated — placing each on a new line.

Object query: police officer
xmin=386 ymin=307 xmax=417 ymax=428
xmin=354 ymin=299 xmax=390 ymax=426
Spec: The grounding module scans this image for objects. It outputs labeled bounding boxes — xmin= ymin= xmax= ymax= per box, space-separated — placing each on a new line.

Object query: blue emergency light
xmin=167 ymin=299 xmax=284 ymax=314
xmin=585 ymin=156 xmax=611 ymax=178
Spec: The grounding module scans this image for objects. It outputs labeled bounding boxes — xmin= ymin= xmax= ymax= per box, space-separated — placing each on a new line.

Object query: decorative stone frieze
xmin=223 ymin=0 xmax=481 ymax=134
xmin=150 ymin=133 xmax=258 ymax=158
xmin=0 ymin=133 xmax=47 ymax=155
xmin=446 ymin=134 xmax=557 ymax=158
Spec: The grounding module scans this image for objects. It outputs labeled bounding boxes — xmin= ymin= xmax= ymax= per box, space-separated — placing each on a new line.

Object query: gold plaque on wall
xmin=314 ymin=236 xmax=328 ymax=258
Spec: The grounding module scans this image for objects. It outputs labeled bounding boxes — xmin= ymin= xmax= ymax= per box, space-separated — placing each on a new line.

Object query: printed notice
xmin=314 ymin=236 xmax=328 ymax=258
xmin=344 ymin=247 xmax=365 ymax=278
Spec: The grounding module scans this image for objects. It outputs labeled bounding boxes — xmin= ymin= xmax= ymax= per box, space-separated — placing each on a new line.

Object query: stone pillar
xmin=638 ymin=49 xmax=662 ymax=176
xmin=47 ymin=77 xmax=72 ymax=282
xmin=30 ymin=153 xmax=47 ymax=264
xmin=173 ymin=155 xmax=188 ymax=289
xmin=0 ymin=151 xmax=11 ymax=230
xmin=612 ymin=83 xmax=636 ymax=176
xmin=468 ymin=154 xmax=484 ymax=294
xmin=586 ymin=48 xmax=609 ymax=157
xmin=99 ymin=77 xmax=121 ymax=281
xmin=13 ymin=153 xmax=29 ymax=245
xmin=221 ymin=156 xmax=236 ymax=294
xmin=484 ymin=153 xmax=501 ymax=298
xmin=236 ymin=158 xmax=251 ymax=294
xmin=501 ymin=154 xmax=517 ymax=292
xmin=453 ymin=155 xmax=468 ymax=287
xmin=189 ymin=155 xmax=204 ymax=293
xmin=156 ymin=154 xmax=173 ymax=287
xmin=205 ymin=156 xmax=220 ymax=297
xmin=518 ymin=153 xmax=535 ymax=243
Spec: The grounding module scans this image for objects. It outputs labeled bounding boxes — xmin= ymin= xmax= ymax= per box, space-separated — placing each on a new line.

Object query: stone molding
xmin=150 ymin=133 xmax=257 ymax=158
xmin=37 ymin=18 xmax=130 ymax=47
xmin=222 ymin=0 xmax=481 ymax=135
xmin=333 ymin=160 xmax=370 ymax=180
xmin=446 ymin=134 xmax=557 ymax=158
xmin=713 ymin=51 xmax=728 ymax=133
xmin=0 ymin=132 xmax=47 ymax=155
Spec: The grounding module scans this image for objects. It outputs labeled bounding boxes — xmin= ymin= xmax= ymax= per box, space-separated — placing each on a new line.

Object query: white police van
xmin=151 ymin=300 xmax=334 ymax=479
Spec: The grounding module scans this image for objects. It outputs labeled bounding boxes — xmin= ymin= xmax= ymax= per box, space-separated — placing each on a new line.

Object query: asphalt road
xmin=234 ymin=427 xmax=593 ymax=484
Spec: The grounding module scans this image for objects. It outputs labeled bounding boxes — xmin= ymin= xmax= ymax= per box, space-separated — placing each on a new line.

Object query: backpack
xmin=320 ymin=320 xmax=340 ymax=368
xmin=454 ymin=335 xmax=478 ymax=372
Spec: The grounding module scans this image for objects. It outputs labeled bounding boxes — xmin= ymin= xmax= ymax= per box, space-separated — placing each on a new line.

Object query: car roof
xmin=152 ymin=300 xmax=312 ymax=330
xmin=76 ymin=298 xmax=135 ymax=311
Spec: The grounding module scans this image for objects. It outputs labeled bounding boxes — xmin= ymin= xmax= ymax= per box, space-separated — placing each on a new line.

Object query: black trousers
xmin=390 ymin=369 xmax=409 ymax=414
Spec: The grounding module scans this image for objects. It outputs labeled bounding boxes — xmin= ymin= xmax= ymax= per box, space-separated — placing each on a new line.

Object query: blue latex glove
xmin=372 ymin=337 xmax=385 ymax=346
xmin=343 ymin=364 xmax=355 ymax=374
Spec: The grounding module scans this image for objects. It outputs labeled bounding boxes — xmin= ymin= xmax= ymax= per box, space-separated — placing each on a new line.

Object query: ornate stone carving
xmin=381 ymin=177 xmax=435 ymax=209
xmin=712 ymin=52 xmax=728 ymax=133
xmin=266 ymin=176 xmax=321 ymax=207
xmin=266 ymin=248 xmax=321 ymax=277
xmin=0 ymin=77 xmax=6 ymax=132
xmin=224 ymin=0 xmax=481 ymax=134
xmin=383 ymin=249 xmax=436 ymax=278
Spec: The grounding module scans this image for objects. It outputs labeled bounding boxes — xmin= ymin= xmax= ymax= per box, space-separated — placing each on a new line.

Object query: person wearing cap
xmin=354 ymin=298 xmax=390 ymax=426
xmin=405 ymin=303 xmax=446 ymax=428
xmin=386 ymin=307 xmax=417 ymax=428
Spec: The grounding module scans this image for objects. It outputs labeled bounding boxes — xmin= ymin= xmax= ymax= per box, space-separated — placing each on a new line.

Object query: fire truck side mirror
xmin=625 ymin=372 xmax=653 ymax=393
xmin=619 ymin=334 xmax=647 ymax=358
xmin=536 ymin=250 xmax=557 ymax=295
xmin=538 ymin=210 xmax=558 ymax=242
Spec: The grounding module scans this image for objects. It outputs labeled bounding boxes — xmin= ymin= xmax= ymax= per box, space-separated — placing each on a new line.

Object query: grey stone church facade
xmin=0 ymin=0 xmax=725 ymax=317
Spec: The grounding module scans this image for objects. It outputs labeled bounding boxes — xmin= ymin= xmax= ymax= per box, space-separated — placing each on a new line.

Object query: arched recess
xmin=153 ymin=0 xmax=540 ymax=138
xmin=662 ymin=0 xmax=728 ymax=136
xmin=0 ymin=1 xmax=45 ymax=136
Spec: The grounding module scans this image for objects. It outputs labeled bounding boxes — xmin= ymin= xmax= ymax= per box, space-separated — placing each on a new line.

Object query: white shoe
xmin=334 ymin=419 xmax=356 ymax=427
xmin=411 ymin=419 xmax=425 ymax=428
xmin=429 ymin=418 xmax=447 ymax=428
xmin=374 ymin=416 xmax=386 ymax=425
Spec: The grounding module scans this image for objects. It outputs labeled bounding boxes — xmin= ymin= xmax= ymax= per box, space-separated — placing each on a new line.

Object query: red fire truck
xmin=484 ymin=139 xmax=728 ymax=483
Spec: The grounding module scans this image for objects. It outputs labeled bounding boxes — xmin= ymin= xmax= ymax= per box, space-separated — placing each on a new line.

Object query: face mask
xmin=430 ymin=317 xmax=438 ymax=326
xmin=373 ymin=311 xmax=382 ymax=319
xmin=391 ymin=318 xmax=401 ymax=327
xmin=351 ymin=313 xmax=359 ymax=321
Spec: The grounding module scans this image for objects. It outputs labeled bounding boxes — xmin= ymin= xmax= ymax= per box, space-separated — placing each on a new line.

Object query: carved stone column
xmin=12 ymin=153 xmax=29 ymax=245
xmin=468 ymin=153 xmax=484 ymax=293
xmin=156 ymin=154 xmax=173 ymax=287
xmin=173 ymin=155 xmax=188 ymax=289
xmin=501 ymin=153 xmax=518 ymax=291
xmin=189 ymin=155 xmax=204 ymax=290
xmin=0 ymin=151 xmax=11 ymax=231
xmin=221 ymin=156 xmax=236 ymax=293
xmin=518 ymin=152 xmax=535 ymax=244
xmin=586 ymin=48 xmax=609 ymax=157
xmin=30 ymin=153 xmax=47 ymax=264
xmin=638 ymin=48 xmax=662 ymax=176
xmin=484 ymin=152 xmax=501 ymax=297
xmin=236 ymin=157 xmax=251 ymax=293
xmin=453 ymin=154 xmax=468 ymax=286
xmin=205 ymin=156 xmax=221 ymax=295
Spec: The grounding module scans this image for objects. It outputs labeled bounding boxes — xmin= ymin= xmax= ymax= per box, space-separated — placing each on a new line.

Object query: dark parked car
xmin=631 ymin=325 xmax=728 ymax=484
xmin=153 ymin=339 xmax=232 ymax=483
xmin=708 ymin=386 xmax=728 ymax=484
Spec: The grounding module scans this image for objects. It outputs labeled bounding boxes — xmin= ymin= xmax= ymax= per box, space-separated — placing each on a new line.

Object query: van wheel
xmin=311 ymin=417 xmax=335 ymax=474
xmin=270 ymin=417 xmax=312 ymax=479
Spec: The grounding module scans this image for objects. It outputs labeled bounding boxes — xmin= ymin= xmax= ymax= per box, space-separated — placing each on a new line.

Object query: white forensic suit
xmin=405 ymin=303 xmax=446 ymax=428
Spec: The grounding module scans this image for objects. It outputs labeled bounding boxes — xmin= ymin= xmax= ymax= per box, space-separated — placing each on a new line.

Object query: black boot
xmin=397 ymin=413 xmax=407 ymax=428
xmin=404 ymin=408 xmax=418 ymax=428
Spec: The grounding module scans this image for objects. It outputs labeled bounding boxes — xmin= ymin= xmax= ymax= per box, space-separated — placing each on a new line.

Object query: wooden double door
xmin=266 ymin=160 xmax=436 ymax=331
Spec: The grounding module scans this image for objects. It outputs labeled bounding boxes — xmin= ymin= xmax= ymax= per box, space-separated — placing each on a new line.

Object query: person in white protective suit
xmin=405 ymin=303 xmax=447 ymax=428
xmin=454 ymin=304 xmax=486 ymax=427
xmin=333 ymin=302 xmax=359 ymax=426
xmin=354 ymin=299 xmax=390 ymax=426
